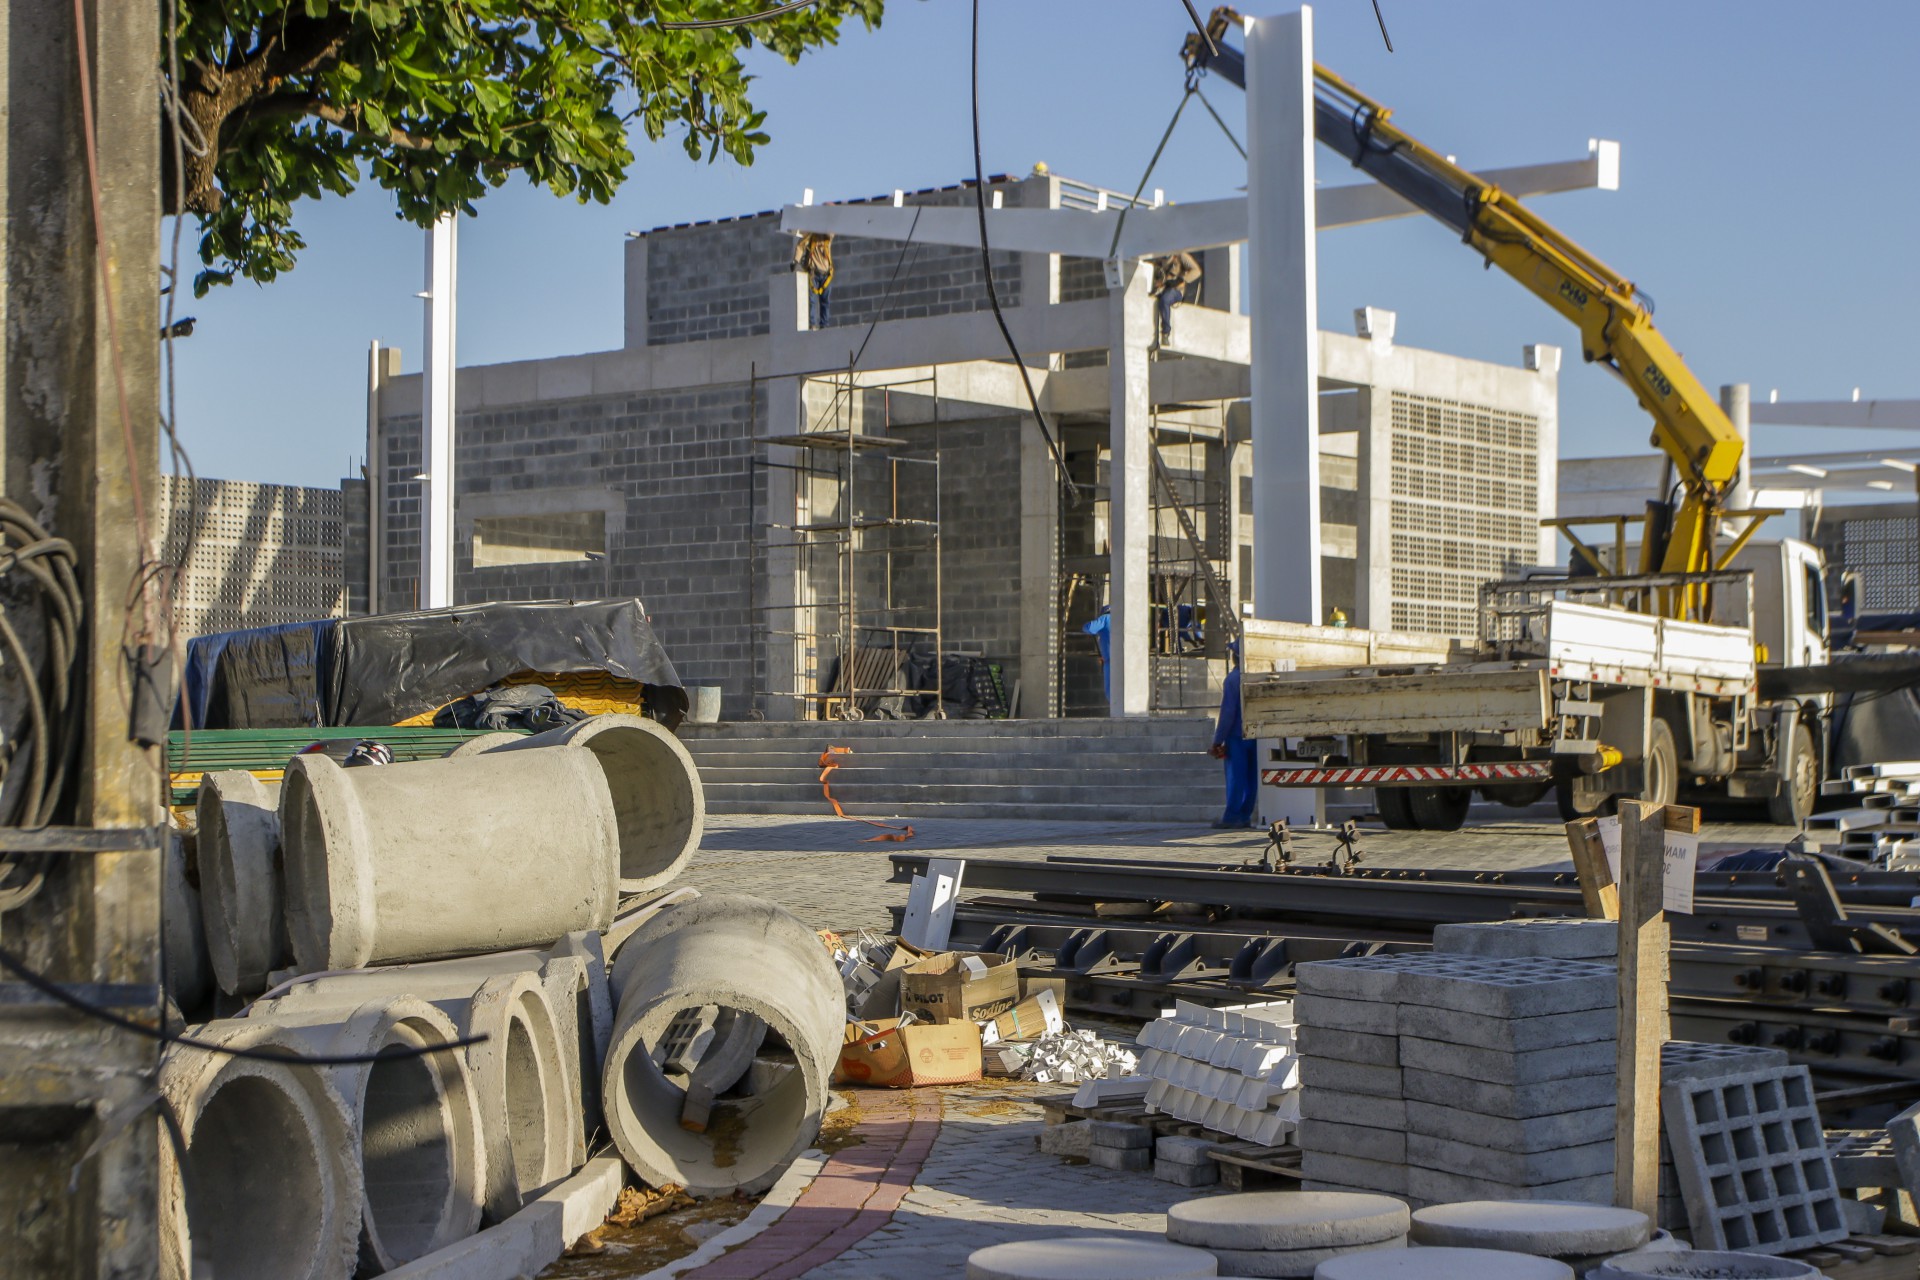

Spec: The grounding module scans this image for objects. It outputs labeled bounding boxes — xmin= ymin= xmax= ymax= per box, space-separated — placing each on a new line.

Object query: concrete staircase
xmin=677 ymin=717 xmax=1223 ymax=823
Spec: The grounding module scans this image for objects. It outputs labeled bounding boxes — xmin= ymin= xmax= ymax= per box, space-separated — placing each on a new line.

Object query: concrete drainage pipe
xmin=163 ymin=831 xmax=212 ymax=1013
xmin=265 ymin=960 xmax=580 ymax=1223
xmin=602 ymin=893 xmax=841 ymax=1196
xmin=482 ymin=713 xmax=704 ymax=894
xmin=251 ymin=997 xmax=487 ymax=1271
xmin=159 ymin=1019 xmax=361 ymax=1280
xmin=278 ymin=747 xmax=620 ymax=970
xmin=196 ymin=770 xmax=288 ymax=995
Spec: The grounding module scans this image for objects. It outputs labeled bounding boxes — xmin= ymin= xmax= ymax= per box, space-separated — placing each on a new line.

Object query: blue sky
xmin=171 ymin=0 xmax=1920 ymax=490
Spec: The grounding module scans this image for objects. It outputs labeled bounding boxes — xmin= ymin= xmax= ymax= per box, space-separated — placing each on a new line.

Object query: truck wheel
xmin=1408 ymin=786 xmax=1471 ymax=831
xmin=1640 ymin=717 xmax=1679 ymax=809
xmin=1376 ymin=788 xmax=1419 ymax=830
xmin=1767 ymin=723 xmax=1818 ymax=827
xmin=1556 ymin=780 xmax=1606 ymax=822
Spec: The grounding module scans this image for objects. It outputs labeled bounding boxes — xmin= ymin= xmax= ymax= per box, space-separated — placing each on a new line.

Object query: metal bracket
xmin=1783 ymin=857 xmax=1918 ymax=956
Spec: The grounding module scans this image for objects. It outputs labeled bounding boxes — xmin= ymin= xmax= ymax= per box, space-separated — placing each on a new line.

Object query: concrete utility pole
xmin=421 ymin=212 xmax=458 ymax=608
xmin=1246 ymin=6 xmax=1323 ymax=627
xmin=0 ymin=2 xmax=165 ymax=1275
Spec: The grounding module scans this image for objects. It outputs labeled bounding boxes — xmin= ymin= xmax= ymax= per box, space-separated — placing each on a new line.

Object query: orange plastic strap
xmin=818 ymin=746 xmax=914 ymax=842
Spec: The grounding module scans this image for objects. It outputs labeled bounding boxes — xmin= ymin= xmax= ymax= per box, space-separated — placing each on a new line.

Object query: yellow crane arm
xmin=1309 ymin=65 xmax=1742 ymax=582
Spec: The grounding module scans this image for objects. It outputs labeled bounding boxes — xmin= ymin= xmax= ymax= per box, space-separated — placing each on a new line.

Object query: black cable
xmin=1180 ymin=0 xmax=1219 ymax=56
xmin=850 ymin=205 xmax=924 ymax=371
xmin=1194 ymin=86 xmax=1246 ymax=160
xmin=1371 ymin=0 xmax=1395 ymax=52
xmin=658 ymin=0 xmax=821 ymax=29
xmin=969 ymin=0 xmax=1076 ymax=505
xmin=0 ymin=942 xmax=488 ymax=1066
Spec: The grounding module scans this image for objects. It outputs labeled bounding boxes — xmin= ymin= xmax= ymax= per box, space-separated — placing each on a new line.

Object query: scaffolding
xmin=753 ymin=366 xmax=945 ymax=720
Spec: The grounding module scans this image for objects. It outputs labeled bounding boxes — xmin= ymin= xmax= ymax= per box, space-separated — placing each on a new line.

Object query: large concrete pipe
xmin=163 ymin=832 xmax=212 ymax=1014
xmin=265 ymin=955 xmax=583 ymax=1222
xmin=196 ymin=770 xmax=288 ymax=995
xmin=159 ymin=1019 xmax=362 ymax=1280
xmin=601 ymin=893 xmax=841 ymax=1196
xmin=279 ymin=747 xmax=619 ymax=970
xmin=250 ymin=997 xmax=487 ymax=1272
xmin=481 ymin=713 xmax=703 ymax=894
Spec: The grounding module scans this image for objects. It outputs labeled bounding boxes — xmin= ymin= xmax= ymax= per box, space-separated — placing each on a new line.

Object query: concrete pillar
xmin=1720 ymin=382 xmax=1752 ymax=515
xmin=421 ymin=212 xmax=458 ymax=608
xmin=1529 ymin=343 xmax=1564 ymax=565
xmin=1019 ymin=416 xmax=1061 ymax=717
xmin=1107 ymin=257 xmax=1153 ymax=716
xmin=623 ymin=234 xmax=649 ymax=348
xmin=1355 ymin=385 xmax=1393 ymax=631
xmin=365 ymin=344 xmax=401 ymax=614
xmin=1247 ymin=6 xmax=1322 ymax=625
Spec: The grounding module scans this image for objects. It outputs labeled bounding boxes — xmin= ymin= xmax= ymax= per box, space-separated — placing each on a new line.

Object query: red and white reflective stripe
xmin=1260 ymin=761 xmax=1554 ymax=786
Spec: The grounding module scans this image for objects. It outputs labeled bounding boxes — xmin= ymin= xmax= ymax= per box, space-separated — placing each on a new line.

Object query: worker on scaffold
xmin=1151 ymin=250 xmax=1202 ymax=346
xmin=1209 ymin=638 xmax=1257 ymax=829
xmin=793 ymin=232 xmax=835 ymax=329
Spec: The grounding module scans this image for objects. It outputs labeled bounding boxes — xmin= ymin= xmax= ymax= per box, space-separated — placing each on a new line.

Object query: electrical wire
xmin=0 ymin=941 xmax=489 ymax=1066
xmin=969 ymin=0 xmax=1074 ymax=504
xmin=0 ymin=502 xmax=85 ymax=831
xmin=658 ymin=0 xmax=822 ymax=29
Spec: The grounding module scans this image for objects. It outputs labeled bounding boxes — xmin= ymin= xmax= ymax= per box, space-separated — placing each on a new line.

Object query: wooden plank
xmin=1614 ymin=799 xmax=1669 ymax=1219
xmin=1566 ymin=817 xmax=1619 ymax=921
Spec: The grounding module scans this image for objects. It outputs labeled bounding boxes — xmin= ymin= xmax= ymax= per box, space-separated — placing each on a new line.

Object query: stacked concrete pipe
xmin=477 ymin=713 xmax=704 ymax=894
xmin=159 ymin=1018 xmax=363 ymax=1280
xmin=601 ymin=893 xmax=842 ymax=1196
xmin=278 ymin=746 xmax=620 ymax=971
xmin=196 ymin=769 xmax=288 ymax=995
xmin=162 ymin=831 xmax=212 ymax=1012
xmin=262 ymin=943 xmax=593 ymax=1221
xmin=245 ymin=997 xmax=488 ymax=1271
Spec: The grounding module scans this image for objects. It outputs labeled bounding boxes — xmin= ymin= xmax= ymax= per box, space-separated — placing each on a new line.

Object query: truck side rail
xmin=1479 ymin=570 xmax=1754 ymax=649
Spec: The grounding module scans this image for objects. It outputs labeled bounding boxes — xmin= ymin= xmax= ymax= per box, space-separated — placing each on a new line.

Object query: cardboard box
xmin=982 ymin=988 xmax=1063 ymax=1045
xmin=900 ymin=951 xmax=1019 ymax=1024
xmin=836 ymin=1018 xmax=982 ymax=1088
xmin=1020 ymin=974 xmax=1068 ymax=1009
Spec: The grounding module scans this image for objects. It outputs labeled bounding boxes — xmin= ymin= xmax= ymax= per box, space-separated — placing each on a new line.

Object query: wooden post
xmin=1613 ymin=798 xmax=1670 ymax=1217
xmin=1565 ymin=817 xmax=1619 ymax=920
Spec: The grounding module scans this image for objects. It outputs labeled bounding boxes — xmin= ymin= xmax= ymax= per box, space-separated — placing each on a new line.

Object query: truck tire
xmin=1408 ymin=786 xmax=1470 ymax=831
xmin=1556 ymin=779 xmax=1606 ymax=822
xmin=1767 ymin=723 xmax=1818 ymax=827
xmin=1376 ymin=788 xmax=1419 ymax=830
xmin=1640 ymin=717 xmax=1679 ymax=809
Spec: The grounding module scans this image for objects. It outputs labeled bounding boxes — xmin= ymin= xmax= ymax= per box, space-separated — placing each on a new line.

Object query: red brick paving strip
xmin=681 ymin=1088 xmax=942 ymax=1280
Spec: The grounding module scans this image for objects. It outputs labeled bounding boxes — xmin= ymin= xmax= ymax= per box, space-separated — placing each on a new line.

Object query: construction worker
xmin=1151 ymin=251 xmax=1202 ymax=345
xmin=1209 ymin=639 xmax=1257 ymax=829
xmin=793 ymin=233 xmax=834 ymax=329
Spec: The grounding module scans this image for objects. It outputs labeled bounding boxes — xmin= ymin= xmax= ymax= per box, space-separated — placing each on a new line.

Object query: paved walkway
xmin=679 ymin=1081 xmax=1207 ymax=1280
xmin=681 ymin=812 xmax=1794 ymax=934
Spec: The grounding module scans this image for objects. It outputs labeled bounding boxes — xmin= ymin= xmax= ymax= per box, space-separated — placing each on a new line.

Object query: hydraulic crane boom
xmin=1184 ymin=12 xmax=1744 ymax=615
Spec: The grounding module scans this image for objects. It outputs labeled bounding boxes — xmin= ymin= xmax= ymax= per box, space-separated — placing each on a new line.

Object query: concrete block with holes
xmin=1661 ymin=1062 xmax=1849 ymax=1254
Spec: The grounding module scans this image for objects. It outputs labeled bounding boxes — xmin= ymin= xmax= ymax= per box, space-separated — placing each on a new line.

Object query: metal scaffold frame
xmin=752 ymin=364 xmax=945 ymax=720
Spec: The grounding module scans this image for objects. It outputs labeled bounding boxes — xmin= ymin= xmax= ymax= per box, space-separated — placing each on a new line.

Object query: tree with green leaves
xmin=168 ymin=0 xmax=885 ymax=293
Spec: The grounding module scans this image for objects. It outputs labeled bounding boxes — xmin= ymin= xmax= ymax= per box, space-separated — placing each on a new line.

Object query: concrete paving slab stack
xmin=1661 ymin=1060 xmax=1848 ymax=1254
xmin=1311 ymin=1246 xmax=1575 ymax=1279
xmin=1294 ymin=947 xmax=1618 ymax=1204
xmin=258 ymin=941 xmax=595 ymax=1222
xmin=1158 ymin=1133 xmax=1223 ymax=1187
xmin=1138 ymin=999 xmax=1300 ymax=1146
xmin=965 ymin=1236 xmax=1222 ymax=1280
xmin=602 ymin=891 xmax=843 ymax=1197
xmin=277 ymin=745 xmax=621 ymax=970
xmin=1088 ymin=1120 xmax=1154 ymax=1171
xmin=1657 ymin=1041 xmax=1791 ymax=1231
xmin=1166 ymin=1190 xmax=1410 ymax=1278
xmin=1408 ymin=1200 xmax=1651 ymax=1272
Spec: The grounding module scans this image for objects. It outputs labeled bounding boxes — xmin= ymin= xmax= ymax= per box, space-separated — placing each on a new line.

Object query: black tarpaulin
xmin=181 ymin=599 xmax=686 ymax=729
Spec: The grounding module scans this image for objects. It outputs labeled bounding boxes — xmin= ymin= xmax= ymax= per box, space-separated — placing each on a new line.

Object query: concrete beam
xmin=1750 ymin=398 xmax=1920 ymax=429
xmin=779 ymin=141 xmax=1618 ymax=254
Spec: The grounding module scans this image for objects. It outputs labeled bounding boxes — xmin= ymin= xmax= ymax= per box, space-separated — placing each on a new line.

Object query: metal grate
xmin=1386 ymin=391 xmax=1540 ymax=637
xmin=1834 ymin=513 xmax=1919 ymax=613
xmin=159 ymin=475 xmax=346 ymax=640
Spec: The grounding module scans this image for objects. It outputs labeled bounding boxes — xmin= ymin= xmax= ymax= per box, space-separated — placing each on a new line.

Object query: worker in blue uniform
xmin=1210 ymin=640 xmax=1257 ymax=828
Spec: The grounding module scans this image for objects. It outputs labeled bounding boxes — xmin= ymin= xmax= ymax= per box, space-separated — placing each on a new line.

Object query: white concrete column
xmin=420 ymin=212 xmax=458 ymax=608
xmin=759 ymin=380 xmax=805 ymax=720
xmin=1527 ymin=343 xmax=1563 ymax=565
xmin=1108 ymin=257 xmax=1153 ymax=716
xmin=1721 ymin=382 xmax=1752 ymax=513
xmin=365 ymin=342 xmax=401 ymax=615
xmin=1246 ymin=6 xmax=1322 ymax=625
xmin=1019 ymin=416 xmax=1060 ymax=718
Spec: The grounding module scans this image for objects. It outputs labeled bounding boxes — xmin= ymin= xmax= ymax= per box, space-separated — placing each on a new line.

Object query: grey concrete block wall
xmin=377 ymin=383 xmax=769 ymax=716
xmin=638 ymin=178 xmax=1033 ymax=348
